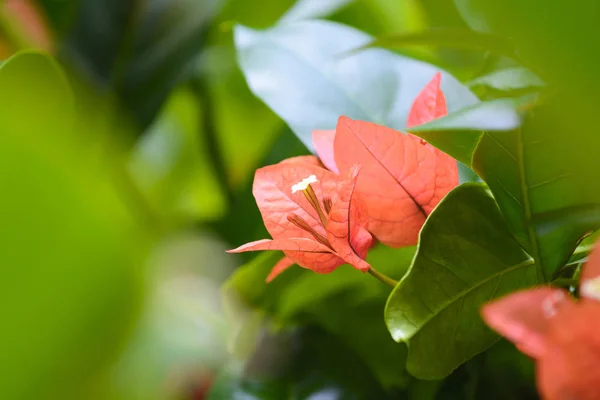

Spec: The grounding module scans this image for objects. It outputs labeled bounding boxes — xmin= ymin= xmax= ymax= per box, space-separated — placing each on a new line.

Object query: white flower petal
xmin=291 ymin=175 xmax=318 ymax=193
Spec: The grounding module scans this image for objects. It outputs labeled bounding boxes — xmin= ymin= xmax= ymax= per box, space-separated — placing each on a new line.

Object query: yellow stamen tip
xmin=291 ymin=175 xmax=318 ymax=193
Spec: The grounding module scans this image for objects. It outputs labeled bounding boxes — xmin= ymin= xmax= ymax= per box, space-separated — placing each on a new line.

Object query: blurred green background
xmin=1 ymin=0 xmax=597 ymax=399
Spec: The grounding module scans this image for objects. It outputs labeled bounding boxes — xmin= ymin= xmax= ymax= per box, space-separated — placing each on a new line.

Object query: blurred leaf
xmin=279 ymin=0 xmax=354 ymax=23
xmin=406 ymin=96 xmax=528 ymax=165
xmin=471 ymin=340 xmax=537 ymax=399
xmin=468 ymin=67 xmax=544 ymax=92
xmin=360 ymin=1 xmax=491 ymax=82
xmin=473 ymin=103 xmax=600 ymax=278
xmin=208 ymin=327 xmax=389 ymax=400
xmin=36 ymin=0 xmax=77 ymax=35
xmin=213 ymin=128 xmax=309 ymax=251
xmin=357 ymin=28 xmax=519 ymax=58
xmin=0 ymin=50 xmax=145 ymax=400
xmin=224 ymin=244 xmax=415 ymax=389
xmin=451 ymin=0 xmax=600 ymax=92
xmin=106 ymin=232 xmax=235 ymax=400
xmin=452 ymin=0 xmax=492 ymax=32
xmin=58 ymin=0 xmax=222 ymax=128
xmin=216 ymin=0 xmax=296 ymax=28
xmin=129 ymin=86 xmax=227 ymax=224
xmin=385 ymin=183 xmax=538 ymax=379
xmin=450 ymin=1 xmax=600 ymax=282
xmin=234 ymin=20 xmax=478 ymax=151
xmin=330 ymin=0 xmax=427 ymax=37
xmin=199 ymin=45 xmax=283 ymax=188
xmin=449 ymin=1 xmax=600 ymax=152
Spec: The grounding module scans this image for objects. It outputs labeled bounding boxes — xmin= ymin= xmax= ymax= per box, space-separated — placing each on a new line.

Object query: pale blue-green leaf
xmin=468 ymin=67 xmax=545 ymax=91
xmin=406 ymin=97 xmax=525 ymax=165
xmin=235 ymin=20 xmax=478 ymax=151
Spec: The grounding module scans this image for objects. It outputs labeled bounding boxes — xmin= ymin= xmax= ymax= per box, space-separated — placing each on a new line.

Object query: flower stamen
xmin=291 ymin=175 xmax=329 ymax=228
xmin=322 ymin=197 xmax=332 ymax=214
xmin=291 ymin=175 xmax=318 ymax=193
xmin=287 ymin=213 xmax=333 ymax=249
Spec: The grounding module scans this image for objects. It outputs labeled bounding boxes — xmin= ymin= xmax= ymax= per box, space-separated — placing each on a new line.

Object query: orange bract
xmin=227 ymin=160 xmax=372 ymax=281
xmin=230 ymin=72 xmax=459 ymax=280
xmin=313 ymin=72 xmax=459 ymax=247
xmin=481 ymin=242 xmax=600 ymax=400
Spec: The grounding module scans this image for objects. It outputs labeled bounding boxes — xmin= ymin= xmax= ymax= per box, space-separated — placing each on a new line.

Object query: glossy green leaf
xmin=0 ymin=51 xmax=145 ymax=399
xmin=468 ymin=67 xmax=544 ymax=92
xmin=234 ymin=19 xmax=478 ymax=151
xmin=473 ymin=102 xmax=600 ymax=279
xmin=59 ymin=0 xmax=222 ymax=128
xmin=385 ymin=183 xmax=538 ymax=379
xmin=406 ymin=96 xmax=527 ymax=165
xmin=224 ymin=244 xmax=415 ymax=389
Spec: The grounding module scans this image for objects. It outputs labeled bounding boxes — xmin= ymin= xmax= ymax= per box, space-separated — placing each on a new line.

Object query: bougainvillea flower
xmin=482 ymin=242 xmax=600 ymax=400
xmin=227 ymin=159 xmax=372 ymax=282
xmin=312 ymin=73 xmax=459 ymax=247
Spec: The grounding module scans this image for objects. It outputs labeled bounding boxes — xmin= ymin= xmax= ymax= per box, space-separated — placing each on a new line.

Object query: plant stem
xmin=368 ymin=267 xmax=398 ymax=287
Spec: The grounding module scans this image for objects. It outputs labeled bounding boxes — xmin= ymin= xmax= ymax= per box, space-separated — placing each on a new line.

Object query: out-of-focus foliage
xmin=2 ymin=0 xmax=600 ymax=399
xmin=224 ymin=245 xmax=416 ymax=390
xmin=0 ymin=50 xmax=146 ymax=400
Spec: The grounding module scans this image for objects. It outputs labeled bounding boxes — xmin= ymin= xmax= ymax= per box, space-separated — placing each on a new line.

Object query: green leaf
xmin=385 ymin=183 xmax=537 ymax=379
xmin=279 ymin=0 xmax=354 ymax=22
xmin=59 ymin=0 xmax=222 ymax=128
xmin=224 ymin=244 xmax=416 ymax=389
xmin=216 ymin=0 xmax=296 ymax=28
xmin=234 ymin=20 xmax=478 ymax=151
xmin=200 ymin=45 xmax=284 ymax=189
xmin=453 ymin=0 xmax=491 ymax=32
xmin=0 ymin=51 xmax=145 ymax=399
xmin=356 ymin=28 xmax=519 ymax=58
xmin=331 ymin=0 xmax=428 ymax=37
xmin=128 ymin=86 xmax=227 ymax=223
xmin=468 ymin=67 xmax=544 ymax=92
xmin=406 ymin=96 xmax=527 ymax=165
xmin=472 ymin=102 xmax=600 ymax=279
